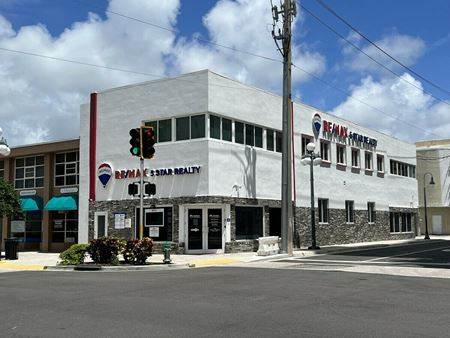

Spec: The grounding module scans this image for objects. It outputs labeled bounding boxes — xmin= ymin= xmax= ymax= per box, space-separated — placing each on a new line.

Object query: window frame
xmin=345 ymin=200 xmax=355 ymax=223
xmin=320 ymin=140 xmax=330 ymax=162
xmin=351 ymin=148 xmax=360 ymax=168
xmin=318 ymin=198 xmax=329 ymax=224
xmin=336 ymin=144 xmax=346 ymax=166
xmin=367 ymin=202 xmax=376 ymax=223
xmin=376 ymin=154 xmax=384 ymax=173
xmin=15 ymin=155 xmax=45 ymax=189
xmin=365 ymin=151 xmax=373 ymax=171
xmin=54 ymin=151 xmax=79 ymax=187
xmin=301 ymin=135 xmax=314 ymax=157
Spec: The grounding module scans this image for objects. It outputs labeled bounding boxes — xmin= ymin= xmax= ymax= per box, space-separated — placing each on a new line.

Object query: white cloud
xmin=171 ymin=0 xmax=326 ymax=91
xmin=342 ymin=33 xmax=426 ymax=75
xmin=0 ymin=0 xmax=180 ymax=147
xmin=329 ymin=73 xmax=450 ymax=142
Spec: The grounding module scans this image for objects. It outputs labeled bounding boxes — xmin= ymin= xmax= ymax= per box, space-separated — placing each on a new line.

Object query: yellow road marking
xmin=190 ymin=258 xmax=239 ymax=267
xmin=0 ymin=261 xmax=44 ymax=270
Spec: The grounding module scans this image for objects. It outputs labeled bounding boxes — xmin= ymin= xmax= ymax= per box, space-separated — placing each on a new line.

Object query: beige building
xmin=416 ymin=139 xmax=450 ymax=235
xmin=1 ymin=139 xmax=79 ymax=252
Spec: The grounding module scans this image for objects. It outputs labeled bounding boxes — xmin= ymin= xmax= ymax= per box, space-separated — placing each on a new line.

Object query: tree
xmin=0 ymin=179 xmax=22 ymax=218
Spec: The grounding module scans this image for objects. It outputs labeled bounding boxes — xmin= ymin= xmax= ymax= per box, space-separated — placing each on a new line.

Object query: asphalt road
xmin=1 ymin=267 xmax=450 ymax=337
xmin=288 ymin=239 xmax=450 ymax=268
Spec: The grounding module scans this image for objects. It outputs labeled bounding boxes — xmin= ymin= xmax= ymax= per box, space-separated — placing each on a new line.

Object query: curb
xmin=44 ymin=263 xmax=189 ymax=271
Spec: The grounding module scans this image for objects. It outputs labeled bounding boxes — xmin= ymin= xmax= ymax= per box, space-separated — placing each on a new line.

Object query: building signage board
xmin=313 ymin=113 xmax=377 ymax=148
xmin=60 ymin=187 xmax=78 ymax=194
xmin=114 ymin=213 xmax=126 ymax=229
xmin=11 ymin=220 xmax=25 ymax=233
xmin=115 ymin=165 xmax=201 ymax=180
xmin=19 ymin=190 xmax=36 ymax=196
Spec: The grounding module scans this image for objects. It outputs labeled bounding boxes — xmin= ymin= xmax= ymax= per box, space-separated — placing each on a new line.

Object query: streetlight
xmin=301 ymin=142 xmax=322 ymax=250
xmin=423 ymin=172 xmax=435 ymax=240
xmin=0 ymin=128 xmax=11 ymax=157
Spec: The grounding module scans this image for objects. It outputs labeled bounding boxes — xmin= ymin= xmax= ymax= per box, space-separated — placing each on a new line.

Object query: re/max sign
xmin=323 ymin=120 xmax=377 ymax=147
xmin=115 ymin=166 xmax=201 ymax=179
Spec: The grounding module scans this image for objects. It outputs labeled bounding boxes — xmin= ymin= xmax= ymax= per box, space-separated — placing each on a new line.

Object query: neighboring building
xmin=416 ymin=139 xmax=450 ymax=235
xmin=78 ymin=70 xmax=418 ymax=253
xmin=1 ymin=139 xmax=79 ymax=252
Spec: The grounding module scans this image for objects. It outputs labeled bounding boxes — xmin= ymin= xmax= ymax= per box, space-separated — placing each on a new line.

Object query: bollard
xmin=163 ymin=241 xmax=172 ymax=264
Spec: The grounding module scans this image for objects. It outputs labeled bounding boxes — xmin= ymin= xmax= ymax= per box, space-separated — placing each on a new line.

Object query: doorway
xmin=186 ymin=207 xmax=224 ymax=253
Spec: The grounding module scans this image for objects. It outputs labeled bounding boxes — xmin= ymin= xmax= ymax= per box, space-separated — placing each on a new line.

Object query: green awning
xmin=44 ymin=196 xmax=78 ymax=211
xmin=20 ymin=196 xmax=43 ymax=211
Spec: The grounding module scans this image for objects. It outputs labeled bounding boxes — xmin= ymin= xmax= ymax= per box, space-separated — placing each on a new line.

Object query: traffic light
xmin=129 ymin=128 xmax=141 ymax=157
xmin=128 ymin=183 xmax=138 ymax=196
xmin=145 ymin=183 xmax=156 ymax=196
xmin=141 ymin=126 xmax=155 ymax=159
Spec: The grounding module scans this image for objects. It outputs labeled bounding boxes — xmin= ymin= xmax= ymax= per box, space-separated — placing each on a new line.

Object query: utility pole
xmin=272 ymin=0 xmax=296 ymax=255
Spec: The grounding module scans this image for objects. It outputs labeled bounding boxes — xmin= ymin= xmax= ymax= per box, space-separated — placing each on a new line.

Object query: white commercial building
xmin=79 ymin=70 xmax=418 ymax=253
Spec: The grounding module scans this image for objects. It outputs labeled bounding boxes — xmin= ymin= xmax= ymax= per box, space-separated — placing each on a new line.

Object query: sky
xmin=0 ymin=0 xmax=449 ymax=147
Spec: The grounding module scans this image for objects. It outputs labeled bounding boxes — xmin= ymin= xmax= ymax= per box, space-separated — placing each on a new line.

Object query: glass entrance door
xmin=188 ymin=209 xmax=203 ymax=250
xmin=187 ymin=207 xmax=224 ymax=253
xmin=207 ymin=209 xmax=222 ymax=250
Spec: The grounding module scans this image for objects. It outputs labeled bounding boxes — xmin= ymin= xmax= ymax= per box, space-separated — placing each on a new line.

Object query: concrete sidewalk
xmin=1 ymin=235 xmax=449 ymax=271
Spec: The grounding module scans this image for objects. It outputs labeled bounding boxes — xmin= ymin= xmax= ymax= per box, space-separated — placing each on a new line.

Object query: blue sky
xmin=0 ymin=0 xmax=449 ymax=146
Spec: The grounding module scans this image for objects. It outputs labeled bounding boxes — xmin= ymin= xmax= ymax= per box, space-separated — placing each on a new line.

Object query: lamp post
xmin=301 ymin=142 xmax=322 ymax=250
xmin=423 ymin=172 xmax=435 ymax=240
xmin=0 ymin=127 xmax=11 ymax=157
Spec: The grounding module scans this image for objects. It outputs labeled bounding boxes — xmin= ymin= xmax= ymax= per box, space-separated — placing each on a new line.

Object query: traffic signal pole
xmin=139 ymin=157 xmax=144 ymax=240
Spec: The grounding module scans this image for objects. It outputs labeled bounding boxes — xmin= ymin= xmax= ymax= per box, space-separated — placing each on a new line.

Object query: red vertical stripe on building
xmin=89 ymin=92 xmax=97 ymax=201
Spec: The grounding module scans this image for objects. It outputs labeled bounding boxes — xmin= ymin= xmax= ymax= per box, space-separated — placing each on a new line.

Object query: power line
xmin=315 ymin=0 xmax=450 ymax=97
xmin=83 ymin=0 xmax=283 ymax=65
xmin=299 ymin=3 xmax=450 ymax=108
xmin=291 ymin=63 xmax=445 ymax=140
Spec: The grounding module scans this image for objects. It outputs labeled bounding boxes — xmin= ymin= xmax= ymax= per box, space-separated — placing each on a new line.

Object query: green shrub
xmin=123 ymin=237 xmax=154 ymax=265
xmin=59 ymin=244 xmax=89 ymax=265
xmin=87 ymin=237 xmax=125 ymax=265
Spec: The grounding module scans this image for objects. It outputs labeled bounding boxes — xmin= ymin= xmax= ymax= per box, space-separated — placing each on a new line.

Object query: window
xmin=351 ymin=148 xmax=360 ymax=168
xmin=158 ymin=119 xmax=172 ymax=142
xmin=136 ymin=206 xmax=172 ymax=241
xmin=320 ymin=141 xmax=330 ymax=161
xmin=377 ymin=155 xmax=384 ymax=172
xmin=176 ymin=117 xmax=190 ymax=141
xmin=210 ymin=115 xmax=221 ymax=139
xmin=51 ymin=210 xmax=78 ymax=243
xmin=345 ymin=200 xmax=354 ymax=223
xmin=336 ymin=145 xmax=346 ymax=165
xmin=390 ymin=212 xmax=412 ymax=233
xmin=222 ymin=118 xmax=232 ymax=141
xmin=276 ymin=131 xmax=282 ymax=153
xmin=266 ymin=129 xmax=274 ymax=151
xmin=301 ymin=135 xmax=313 ymax=156
xmin=390 ymin=160 xmax=415 ymax=178
xmin=15 ymin=156 xmax=44 ymax=189
xmin=191 ymin=115 xmax=205 ymax=139
xmin=55 ymin=152 xmax=79 ymax=187
xmin=235 ymin=206 xmax=263 ymax=240
xmin=408 ymin=165 xmax=416 ymax=178
xmin=255 ymin=127 xmax=263 ymax=148
xmin=368 ymin=202 xmax=376 ymax=223
xmin=245 ymin=124 xmax=254 ymax=146
xmin=11 ymin=212 xmax=42 ymax=243
xmin=0 ymin=160 xmax=4 ymax=179
xmin=235 ymin=122 xmax=244 ymax=144
xmin=318 ymin=198 xmax=329 ymax=223
xmin=365 ymin=152 xmax=373 ymax=170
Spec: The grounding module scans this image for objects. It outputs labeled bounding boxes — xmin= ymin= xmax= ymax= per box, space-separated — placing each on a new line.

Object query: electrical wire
xmin=314 ymin=0 xmax=450 ymax=97
xmin=299 ymin=3 xmax=450 ymax=108
xmin=291 ymin=63 xmax=445 ymax=139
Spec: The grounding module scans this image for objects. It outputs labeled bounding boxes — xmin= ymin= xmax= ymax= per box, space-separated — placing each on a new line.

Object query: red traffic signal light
xmin=141 ymin=126 xmax=155 ymax=159
xmin=129 ymin=128 xmax=141 ymax=157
